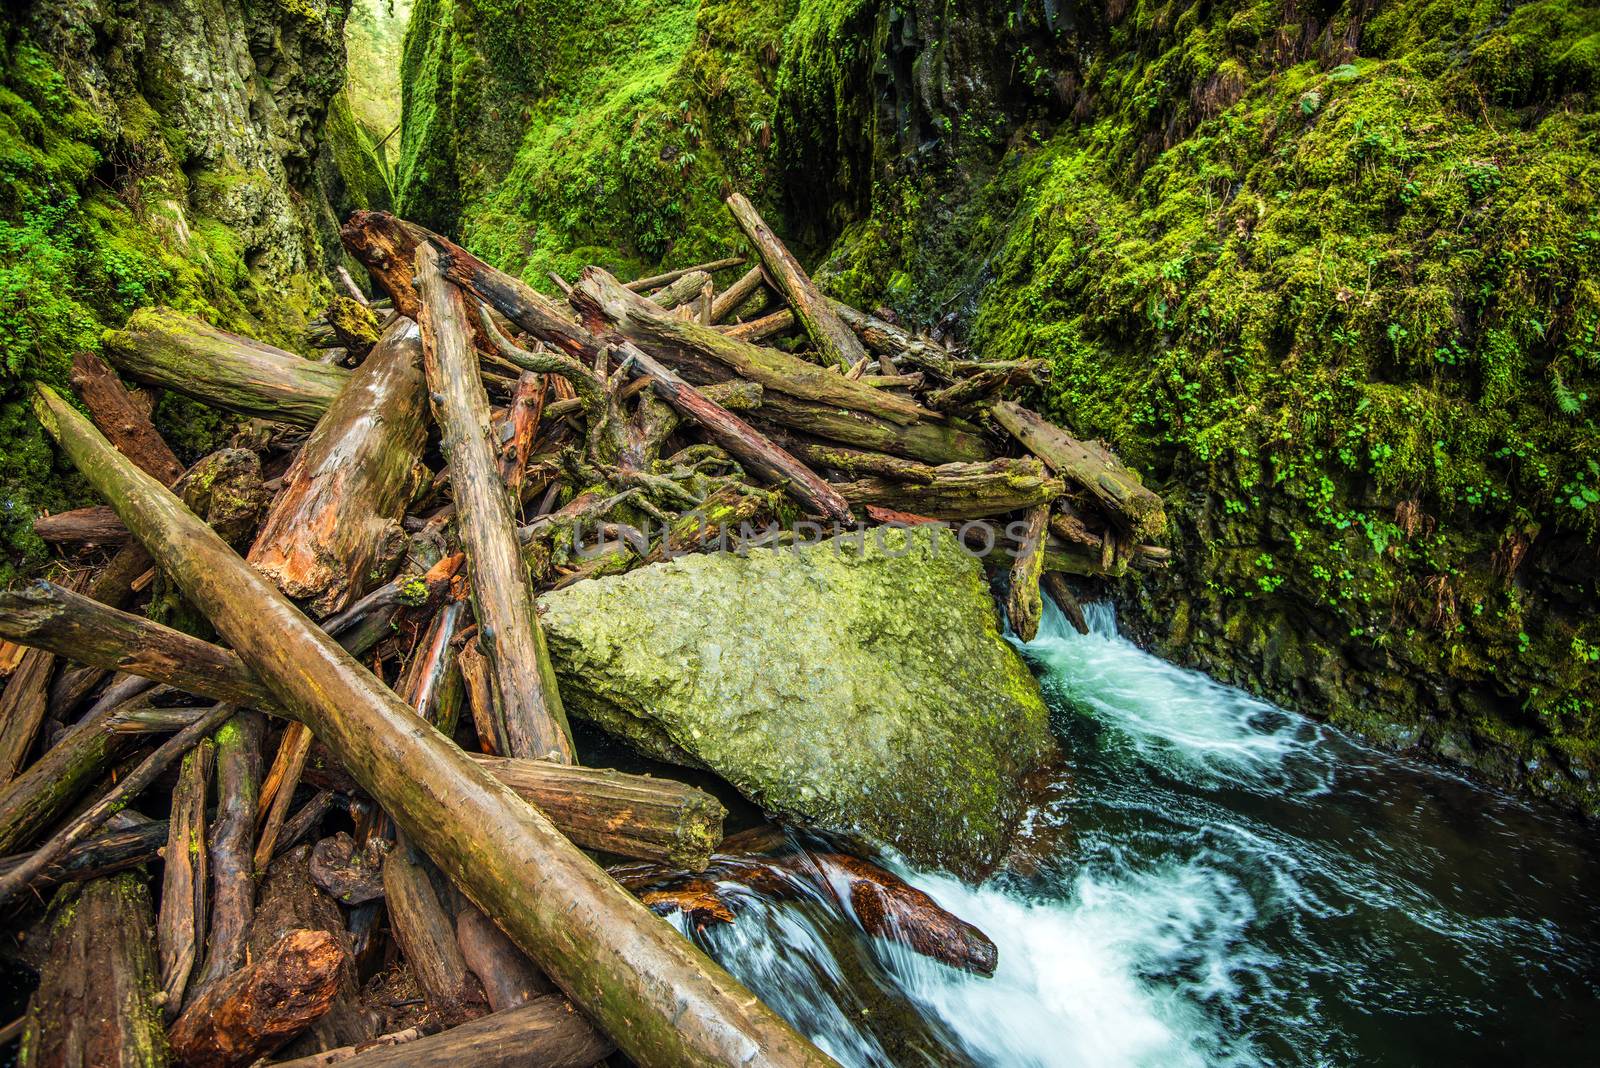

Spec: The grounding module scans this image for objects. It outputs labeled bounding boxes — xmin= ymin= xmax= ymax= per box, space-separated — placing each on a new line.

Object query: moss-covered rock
xmin=538 ymin=526 xmax=1056 ymax=878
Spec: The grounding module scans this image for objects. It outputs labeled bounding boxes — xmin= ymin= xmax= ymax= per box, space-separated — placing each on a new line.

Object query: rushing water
xmin=671 ymin=599 xmax=1600 ymax=1066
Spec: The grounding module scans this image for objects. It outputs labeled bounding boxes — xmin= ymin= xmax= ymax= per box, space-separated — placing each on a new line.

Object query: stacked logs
xmin=0 ymin=193 xmax=1167 ymax=1067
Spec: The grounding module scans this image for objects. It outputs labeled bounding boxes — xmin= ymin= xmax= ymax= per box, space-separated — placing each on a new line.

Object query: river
xmin=668 ymin=598 xmax=1600 ymax=1066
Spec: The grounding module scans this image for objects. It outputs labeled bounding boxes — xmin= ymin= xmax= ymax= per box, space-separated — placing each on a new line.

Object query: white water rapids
xmin=668 ymin=599 xmax=1600 ymax=1066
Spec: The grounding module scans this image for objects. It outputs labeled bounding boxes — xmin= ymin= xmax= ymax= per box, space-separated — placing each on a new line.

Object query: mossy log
xmin=1006 ymin=505 xmax=1050 ymax=642
xmin=720 ymin=308 xmax=793 ymax=343
xmin=782 ymin=441 xmax=938 ymax=484
xmin=19 ymin=872 xmax=169 ymax=1068
xmin=725 ymin=194 xmax=868 ymax=372
xmin=167 ymin=929 xmax=346 ymax=1067
xmin=416 ymin=244 xmax=573 ymax=764
xmin=750 ymin=390 xmax=993 ymax=466
xmin=247 ymin=317 xmax=429 ymax=616
xmin=573 ymin=265 xmax=931 ymax=424
xmin=33 ymin=383 xmax=836 ymax=1067
xmin=69 ymin=351 xmax=185 ymax=485
xmin=269 ymin=996 xmax=613 ymax=1068
xmin=991 ymin=401 xmax=1166 ymax=540
xmin=0 ymin=698 xmax=137 ymax=855
xmin=833 ymin=458 xmax=1063 ymax=519
xmin=628 ymin=256 xmax=744 ymax=293
xmin=709 ymin=266 xmax=767 ymax=323
xmin=826 ymin=302 xmax=961 ymax=380
xmin=103 ymin=308 xmax=350 ymax=428
xmin=646 ymin=269 xmax=712 ymax=308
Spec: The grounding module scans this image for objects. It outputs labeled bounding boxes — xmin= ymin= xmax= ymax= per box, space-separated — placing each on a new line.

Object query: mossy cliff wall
xmin=0 ymin=0 xmax=359 ymax=582
xmin=401 ymin=0 xmax=1600 ymax=814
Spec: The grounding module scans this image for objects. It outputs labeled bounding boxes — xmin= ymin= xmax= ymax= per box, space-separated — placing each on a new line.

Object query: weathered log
xmin=0 ymin=583 xmax=276 ymax=711
xmin=158 ymin=738 xmax=212 ymax=1015
xmin=383 ymin=842 xmax=488 ymax=1025
xmin=0 ymin=647 xmax=55 ymax=785
xmin=456 ymin=904 xmax=553 ymax=1010
xmin=255 ymin=722 xmax=315 ymax=872
xmin=991 ymin=401 xmax=1166 ymax=540
xmin=1006 ymin=505 xmax=1050 ymax=642
xmin=572 ymin=266 xmax=932 ymax=425
xmin=924 ymin=360 xmax=1045 ymax=415
xmin=471 ymin=755 xmax=724 ymax=869
xmin=336 ymin=265 xmax=370 ymax=305
xmin=826 ymin=302 xmax=961 ymax=380
xmin=832 ymin=457 xmax=1063 ymax=519
xmin=19 ymin=873 xmax=169 ymax=1068
xmin=1041 ymin=572 xmax=1090 ymax=636
xmin=247 ymin=317 xmax=429 ymax=616
xmin=417 ymin=244 xmax=573 ymax=763
xmin=709 ymin=266 xmax=766 ymax=323
xmin=270 ymin=996 xmax=612 ymax=1068
xmin=33 ymin=504 xmax=130 ymax=545
xmin=647 ymin=269 xmax=712 ymax=308
xmin=0 ymin=697 xmax=140 ymax=855
xmin=0 ymin=818 xmax=167 ymax=894
xmin=500 ymin=371 xmax=545 ymax=495
xmin=751 ymin=390 xmax=994 ymax=465
xmin=783 ymin=441 xmax=938 ymax=484
xmin=102 ymin=307 xmax=350 ymax=427
xmin=192 ymin=710 xmax=265 ymax=992
xmin=69 ymin=350 xmax=185 ymax=484
xmin=309 ymin=831 xmax=389 ymax=905
xmin=628 ymin=256 xmax=743 ymax=293
xmin=167 ymin=929 xmax=345 ymax=1067
xmin=720 ymin=307 xmax=793 ymax=343
xmin=0 ymin=702 xmax=234 ymax=906
xmin=725 ymin=193 xmax=867 ymax=372
xmin=33 ymin=383 xmax=835 ymax=1068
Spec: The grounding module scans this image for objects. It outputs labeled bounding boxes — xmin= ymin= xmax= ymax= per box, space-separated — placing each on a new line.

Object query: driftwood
xmin=833 ymin=457 xmax=1064 ymax=519
xmin=167 ymin=929 xmax=346 ymax=1067
xmin=19 ymin=872 xmax=169 ymax=1068
xmin=33 ymin=384 xmax=835 ymax=1068
xmin=991 ymin=400 xmax=1166 ymax=540
xmin=416 ymin=243 xmax=573 ymax=764
xmin=725 ymin=193 xmax=868 ymax=372
xmin=247 ymin=317 xmax=429 ymax=615
xmin=103 ymin=307 xmax=350 ymax=427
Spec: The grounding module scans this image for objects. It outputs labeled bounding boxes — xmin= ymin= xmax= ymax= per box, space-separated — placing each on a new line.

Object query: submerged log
xmin=247 ymin=317 xmax=428 ymax=616
xmin=991 ymin=401 xmax=1166 ymax=541
xmin=416 ymin=243 xmax=573 ymax=764
xmin=103 ymin=307 xmax=349 ymax=427
xmin=19 ymin=872 xmax=169 ymax=1068
xmin=833 ymin=457 xmax=1064 ymax=519
xmin=725 ymin=193 xmax=868 ymax=372
xmin=168 ymin=929 xmax=345 ymax=1067
xmin=33 ymin=384 xmax=835 ymax=1067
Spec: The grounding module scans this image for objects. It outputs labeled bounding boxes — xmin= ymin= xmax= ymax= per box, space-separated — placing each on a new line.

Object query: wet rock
xmin=539 ymin=526 xmax=1056 ymax=877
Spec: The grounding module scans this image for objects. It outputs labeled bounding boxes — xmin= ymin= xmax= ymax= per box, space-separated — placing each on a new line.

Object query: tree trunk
xmin=415 ymin=243 xmax=574 ymax=764
xmin=33 ymin=383 xmax=836 ymax=1068
xmin=991 ymin=401 xmax=1166 ymax=540
xmin=1005 ymin=505 xmax=1050 ymax=642
xmin=167 ymin=929 xmax=346 ymax=1067
xmin=247 ymin=317 xmax=429 ymax=616
xmin=826 ymin=302 xmax=961 ymax=380
xmin=832 ymin=458 xmax=1063 ymax=519
xmin=724 ymin=193 xmax=867 ymax=372
xmin=103 ymin=307 xmax=350 ymax=427
xmin=781 ymin=441 xmax=938 ymax=483
xmin=19 ymin=872 xmax=169 ymax=1068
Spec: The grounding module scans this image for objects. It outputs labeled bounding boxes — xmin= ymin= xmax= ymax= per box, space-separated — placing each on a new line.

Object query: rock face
xmin=539 ymin=526 xmax=1055 ymax=877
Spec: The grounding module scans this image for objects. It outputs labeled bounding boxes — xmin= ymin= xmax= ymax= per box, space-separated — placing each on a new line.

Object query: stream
xmin=669 ymin=599 xmax=1600 ymax=1066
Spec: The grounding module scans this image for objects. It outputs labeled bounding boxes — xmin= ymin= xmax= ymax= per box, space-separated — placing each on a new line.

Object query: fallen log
xmin=167 ymin=929 xmax=345 ymax=1067
xmin=751 ymin=390 xmax=993 ymax=466
xmin=270 ymin=996 xmax=612 ymax=1068
xmin=33 ymin=504 xmax=130 ymax=546
xmin=647 ymin=269 xmax=712 ymax=308
xmin=1006 ymin=505 xmax=1049 ymax=642
xmin=0 ymin=697 xmax=142 ymax=855
xmin=627 ymin=256 xmax=743 ymax=293
xmin=0 ymin=645 xmax=56 ymax=786
xmin=827 ymin=302 xmax=961 ymax=380
xmin=573 ymin=266 xmax=932 ymax=425
xmin=832 ymin=457 xmax=1064 ymax=519
xmin=69 ymin=350 xmax=186 ymax=484
xmin=924 ymin=360 xmax=1045 ymax=415
xmin=19 ymin=872 xmax=169 ymax=1068
xmin=383 ymin=842 xmax=488 ymax=1025
xmin=0 ymin=818 xmax=167 ymax=895
xmin=991 ymin=401 xmax=1166 ymax=541
xmin=456 ymin=905 xmax=553 ymax=1010
xmin=247 ymin=317 xmax=429 ymax=615
xmin=158 ymin=738 xmax=212 ymax=1015
xmin=725 ymin=193 xmax=867 ymax=372
xmin=33 ymin=384 xmax=835 ymax=1068
xmin=309 ymin=832 xmax=389 ymax=905
xmin=720 ymin=308 xmax=793 ymax=343
xmin=783 ymin=441 xmax=938 ymax=484
xmin=1041 ymin=572 xmax=1090 ymax=636
xmin=192 ymin=710 xmax=265 ymax=992
xmin=709 ymin=265 xmax=766 ymax=323
xmin=416 ymin=243 xmax=573 ymax=764
xmin=103 ymin=307 xmax=350 ymax=427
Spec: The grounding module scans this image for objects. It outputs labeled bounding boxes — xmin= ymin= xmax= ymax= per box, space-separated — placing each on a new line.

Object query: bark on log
xmin=192 ymin=710 xmax=264 ymax=992
xmin=923 ymin=361 xmax=1045 ymax=415
xmin=826 ymin=302 xmax=960 ymax=380
xmin=456 ymin=905 xmax=553 ymax=1010
xmin=720 ymin=308 xmax=793 ymax=343
xmin=0 ymin=698 xmax=137 ymax=854
xmin=627 ymin=257 xmax=743 ymax=293
xmin=572 ymin=267 xmax=932 ymax=424
xmin=167 ymin=929 xmax=345 ymax=1067
xmin=103 ymin=307 xmax=350 ymax=427
xmin=1006 ymin=505 xmax=1050 ymax=642
xmin=255 ymin=723 xmax=316 ymax=872
xmin=725 ymin=193 xmax=867 ymax=372
xmin=783 ymin=441 xmax=938 ymax=484
xmin=270 ymin=997 xmax=612 ymax=1068
xmin=832 ymin=458 xmax=1063 ymax=519
xmin=709 ymin=266 xmax=766 ymax=323
xmin=69 ymin=351 xmax=185 ymax=484
xmin=647 ymin=269 xmax=712 ymax=308
xmin=0 ymin=647 xmax=55 ymax=785
xmin=33 ymin=504 xmax=131 ymax=545
xmin=991 ymin=401 xmax=1166 ymax=540
xmin=158 ymin=739 xmax=212 ymax=1015
xmin=19 ymin=872 xmax=169 ymax=1068
xmin=247 ymin=317 xmax=428 ymax=616
xmin=751 ymin=390 xmax=993 ymax=466
xmin=416 ymin=243 xmax=573 ymax=764
xmin=32 ymin=383 xmax=835 ymax=1068
xmin=0 ymin=819 xmax=166 ymax=894
xmin=383 ymin=843 xmax=488 ymax=1025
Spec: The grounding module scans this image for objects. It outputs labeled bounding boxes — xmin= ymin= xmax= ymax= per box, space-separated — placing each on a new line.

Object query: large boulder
xmin=538 ymin=526 xmax=1055 ymax=877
